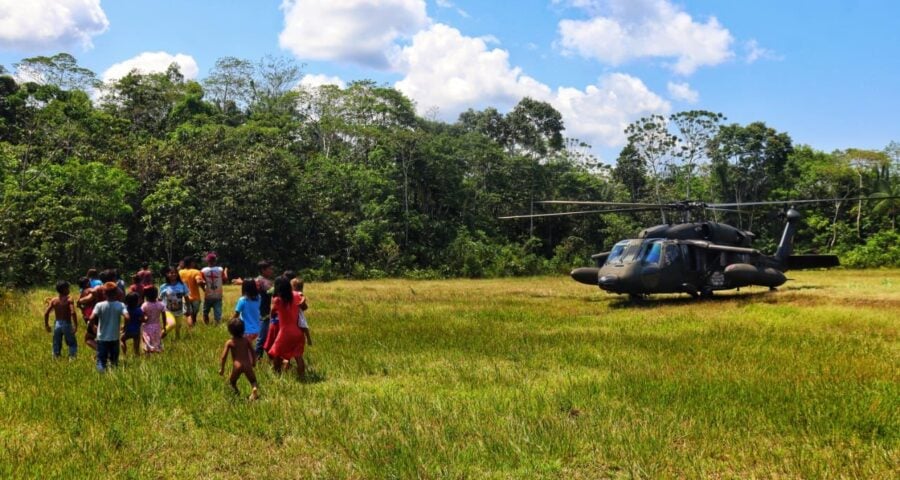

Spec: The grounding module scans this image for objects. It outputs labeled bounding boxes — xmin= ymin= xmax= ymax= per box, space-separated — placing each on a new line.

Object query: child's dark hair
xmin=161 ymin=266 xmax=182 ymax=285
xmin=131 ymin=273 xmax=140 ymax=285
xmin=257 ymin=260 xmax=272 ymax=272
xmin=144 ymin=285 xmax=159 ymax=302
xmin=55 ymin=280 xmax=70 ymax=295
xmin=125 ymin=291 xmax=140 ymax=308
xmin=241 ymin=277 xmax=259 ymax=300
xmin=141 ymin=262 xmax=149 ymax=270
xmin=77 ymin=277 xmax=90 ymax=290
xmin=99 ymin=269 xmax=115 ymax=283
xmin=87 ymin=269 xmax=98 ymax=279
xmin=182 ymin=256 xmax=196 ymax=268
xmin=227 ymin=318 xmax=245 ymax=338
xmin=274 ymin=276 xmax=293 ymax=303
xmin=283 ymin=270 xmax=297 ymax=281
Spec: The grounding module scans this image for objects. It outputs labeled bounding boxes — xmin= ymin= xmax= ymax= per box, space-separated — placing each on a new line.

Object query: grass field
xmin=1 ymin=270 xmax=898 ymax=479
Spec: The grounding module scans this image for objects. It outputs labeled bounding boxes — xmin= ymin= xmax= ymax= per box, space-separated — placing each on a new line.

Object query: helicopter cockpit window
xmin=643 ymin=240 xmax=662 ymax=265
xmin=606 ymin=241 xmax=629 ymax=264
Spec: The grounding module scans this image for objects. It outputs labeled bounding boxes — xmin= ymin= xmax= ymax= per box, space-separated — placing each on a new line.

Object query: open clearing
xmin=1 ymin=270 xmax=898 ymax=478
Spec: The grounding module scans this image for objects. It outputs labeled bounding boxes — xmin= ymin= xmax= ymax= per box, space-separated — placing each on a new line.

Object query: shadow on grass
xmin=606 ymin=290 xmax=777 ymax=309
xmin=300 ymin=368 xmax=327 ymax=384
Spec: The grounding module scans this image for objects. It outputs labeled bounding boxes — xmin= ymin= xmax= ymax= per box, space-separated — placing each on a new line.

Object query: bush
xmin=842 ymin=231 xmax=900 ymax=268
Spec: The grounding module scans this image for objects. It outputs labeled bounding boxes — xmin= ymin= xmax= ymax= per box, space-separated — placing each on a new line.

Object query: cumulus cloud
xmin=0 ymin=0 xmax=109 ymax=51
xmin=102 ymin=52 xmax=199 ymax=82
xmin=278 ymin=0 xmax=428 ymax=69
xmin=394 ymin=24 xmax=668 ymax=147
xmin=667 ymin=81 xmax=699 ymax=103
xmin=299 ymin=73 xmax=346 ymax=89
xmin=435 ymin=0 xmax=469 ymax=18
xmin=557 ymin=0 xmax=733 ymax=75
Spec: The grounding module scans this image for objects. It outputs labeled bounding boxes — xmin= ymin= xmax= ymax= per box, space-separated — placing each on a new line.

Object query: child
xmin=290 ymin=278 xmax=313 ymax=349
xmin=219 ymin=319 xmax=259 ymax=400
xmin=231 ymin=278 xmax=262 ymax=346
xmin=87 ymin=269 xmax=101 ymax=288
xmin=91 ymin=282 xmax=128 ymax=372
xmin=141 ymin=286 xmax=165 ymax=353
xmin=44 ymin=281 xmax=78 ymax=358
xmin=268 ymin=277 xmax=306 ymax=376
xmin=122 ymin=292 xmax=143 ymax=356
xmin=128 ymin=274 xmax=144 ymax=302
xmin=179 ymin=257 xmax=203 ymax=327
xmin=75 ymin=277 xmax=97 ymax=351
xmin=159 ymin=266 xmax=189 ymax=340
xmin=201 ymin=253 xmax=228 ymax=325
xmin=254 ymin=260 xmax=275 ymax=358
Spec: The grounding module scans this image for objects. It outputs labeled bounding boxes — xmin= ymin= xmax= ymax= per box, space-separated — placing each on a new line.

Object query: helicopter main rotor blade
xmin=498 ymin=206 xmax=659 ymax=220
xmin=537 ymin=200 xmax=666 ymax=208
xmin=709 ymin=196 xmax=900 ymax=208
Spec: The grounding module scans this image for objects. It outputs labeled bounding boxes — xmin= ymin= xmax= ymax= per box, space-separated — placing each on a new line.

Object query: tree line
xmin=1 ymin=53 xmax=897 ymax=286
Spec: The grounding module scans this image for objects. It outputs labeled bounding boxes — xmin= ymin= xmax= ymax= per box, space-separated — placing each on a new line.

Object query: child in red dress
xmin=267 ymin=276 xmax=307 ymax=376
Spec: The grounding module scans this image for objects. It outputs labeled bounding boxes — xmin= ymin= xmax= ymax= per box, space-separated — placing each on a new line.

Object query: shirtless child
xmin=219 ymin=319 xmax=259 ymax=400
xmin=44 ymin=281 xmax=78 ymax=358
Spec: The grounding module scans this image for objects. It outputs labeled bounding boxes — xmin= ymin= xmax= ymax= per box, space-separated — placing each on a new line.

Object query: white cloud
xmin=102 ymin=52 xmax=199 ymax=82
xmin=555 ymin=74 xmax=670 ymax=146
xmin=667 ymin=81 xmax=699 ymax=103
xmin=744 ymin=39 xmax=783 ymax=64
xmin=394 ymin=24 xmax=668 ymax=147
xmin=435 ymin=0 xmax=469 ymax=18
xmin=299 ymin=73 xmax=346 ymax=89
xmin=278 ymin=0 xmax=428 ymax=69
xmin=557 ymin=0 xmax=733 ymax=75
xmin=0 ymin=0 xmax=109 ymax=51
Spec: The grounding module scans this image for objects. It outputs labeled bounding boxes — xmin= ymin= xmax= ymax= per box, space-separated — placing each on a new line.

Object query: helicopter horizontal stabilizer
xmin=785 ymin=255 xmax=840 ymax=270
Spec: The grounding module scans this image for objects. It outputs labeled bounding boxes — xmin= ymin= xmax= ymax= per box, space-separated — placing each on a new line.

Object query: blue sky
xmin=1 ymin=0 xmax=897 ymax=161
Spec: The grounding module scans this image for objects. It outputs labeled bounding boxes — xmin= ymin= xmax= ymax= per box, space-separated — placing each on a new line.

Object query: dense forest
xmin=1 ymin=53 xmax=898 ymax=286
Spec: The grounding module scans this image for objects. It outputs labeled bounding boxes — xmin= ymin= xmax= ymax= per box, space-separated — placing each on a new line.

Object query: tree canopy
xmin=1 ymin=53 xmax=897 ymax=286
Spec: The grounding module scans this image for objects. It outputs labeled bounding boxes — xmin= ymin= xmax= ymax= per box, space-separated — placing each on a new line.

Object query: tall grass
xmin=0 ymin=270 xmax=897 ymax=478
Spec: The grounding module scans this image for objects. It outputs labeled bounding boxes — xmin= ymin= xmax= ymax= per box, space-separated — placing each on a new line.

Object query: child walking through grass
xmin=141 ymin=286 xmax=165 ymax=353
xmin=44 ymin=281 xmax=78 ymax=359
xmin=231 ymin=278 xmax=261 ymax=345
xmin=159 ymin=266 xmax=189 ymax=340
xmin=122 ymin=292 xmax=143 ymax=356
xmin=91 ymin=282 xmax=128 ymax=372
xmin=219 ymin=319 xmax=259 ymax=400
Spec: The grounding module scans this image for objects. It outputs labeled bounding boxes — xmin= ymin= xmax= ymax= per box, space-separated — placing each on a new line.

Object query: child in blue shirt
xmin=231 ymin=278 xmax=261 ymax=345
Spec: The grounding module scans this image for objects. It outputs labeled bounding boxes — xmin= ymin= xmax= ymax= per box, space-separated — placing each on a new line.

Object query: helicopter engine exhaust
xmin=571 ymin=267 xmax=601 ymax=286
xmin=724 ymin=263 xmax=786 ymax=288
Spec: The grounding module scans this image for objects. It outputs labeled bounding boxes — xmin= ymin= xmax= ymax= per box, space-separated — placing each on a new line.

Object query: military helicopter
xmin=501 ymin=198 xmax=887 ymax=300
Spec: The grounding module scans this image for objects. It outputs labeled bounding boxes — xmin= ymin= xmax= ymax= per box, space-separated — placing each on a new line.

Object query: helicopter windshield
xmin=605 ymin=239 xmax=665 ymax=266
xmin=605 ymin=240 xmax=644 ymax=265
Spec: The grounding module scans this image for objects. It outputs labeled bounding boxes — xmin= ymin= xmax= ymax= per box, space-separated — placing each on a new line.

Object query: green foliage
xmin=842 ymin=230 xmax=900 ymax=268
xmin=0 ymin=52 xmax=897 ymax=286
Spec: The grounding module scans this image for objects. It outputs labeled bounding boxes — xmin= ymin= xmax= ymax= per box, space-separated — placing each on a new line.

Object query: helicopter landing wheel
xmin=700 ymin=287 xmax=714 ymax=299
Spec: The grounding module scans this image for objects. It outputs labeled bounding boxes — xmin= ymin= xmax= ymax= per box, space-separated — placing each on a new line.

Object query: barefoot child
xmin=122 ymin=292 xmax=143 ymax=356
xmin=219 ymin=319 xmax=259 ymax=400
xmin=231 ymin=278 xmax=261 ymax=346
xmin=141 ymin=286 xmax=165 ymax=353
xmin=44 ymin=281 xmax=78 ymax=358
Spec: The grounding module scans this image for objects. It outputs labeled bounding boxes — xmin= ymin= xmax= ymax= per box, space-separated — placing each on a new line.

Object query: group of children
xmin=43 ymin=256 xmax=312 ymax=400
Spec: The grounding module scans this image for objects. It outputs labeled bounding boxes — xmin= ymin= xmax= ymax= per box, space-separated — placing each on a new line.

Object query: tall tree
xmin=203 ymin=56 xmax=254 ymax=112
xmin=625 ymin=114 xmax=676 ymax=223
xmin=14 ymin=53 xmax=99 ymax=92
xmin=670 ymin=110 xmax=724 ymax=200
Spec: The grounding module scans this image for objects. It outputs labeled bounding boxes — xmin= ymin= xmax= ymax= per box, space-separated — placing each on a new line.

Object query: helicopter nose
xmin=598 ymin=274 xmax=619 ymax=289
xmin=570 ymin=267 xmax=600 ymax=286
